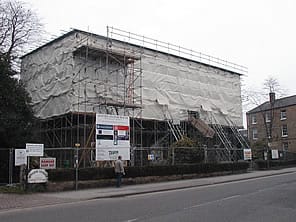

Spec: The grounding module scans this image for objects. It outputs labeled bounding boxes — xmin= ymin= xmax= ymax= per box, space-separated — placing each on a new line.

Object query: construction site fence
xmin=1 ymin=147 xmax=296 ymax=185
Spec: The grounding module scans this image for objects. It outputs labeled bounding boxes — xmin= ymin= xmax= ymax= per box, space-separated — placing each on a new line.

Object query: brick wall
xmin=247 ymin=104 xmax=296 ymax=153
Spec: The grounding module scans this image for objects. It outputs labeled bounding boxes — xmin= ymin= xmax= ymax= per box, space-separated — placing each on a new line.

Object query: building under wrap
xmin=20 ymin=27 xmax=248 ymax=163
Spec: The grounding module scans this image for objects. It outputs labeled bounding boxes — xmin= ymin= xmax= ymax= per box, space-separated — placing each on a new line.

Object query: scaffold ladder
xmin=162 ymin=106 xmax=183 ymax=142
xmin=224 ymin=117 xmax=250 ymax=149
xmin=210 ymin=114 xmax=232 ymax=161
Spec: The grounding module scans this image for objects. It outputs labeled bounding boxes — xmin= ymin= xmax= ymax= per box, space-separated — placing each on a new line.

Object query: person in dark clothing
xmin=114 ymin=155 xmax=125 ymax=187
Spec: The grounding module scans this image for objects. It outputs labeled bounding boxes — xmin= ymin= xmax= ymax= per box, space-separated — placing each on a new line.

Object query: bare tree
xmin=0 ymin=0 xmax=42 ymax=68
xmin=263 ymin=76 xmax=286 ymax=98
xmin=263 ymin=76 xmax=279 ymax=93
xmin=243 ymin=76 xmax=285 ymax=111
xmin=0 ymin=1 xmax=42 ymax=148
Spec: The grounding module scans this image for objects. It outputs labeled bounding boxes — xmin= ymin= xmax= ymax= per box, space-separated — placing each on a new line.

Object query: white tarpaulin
xmin=21 ymin=30 xmax=243 ymax=127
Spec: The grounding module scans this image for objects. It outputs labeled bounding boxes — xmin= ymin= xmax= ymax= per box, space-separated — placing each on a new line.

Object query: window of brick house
xmin=282 ymin=124 xmax=288 ymax=137
xmin=280 ymin=110 xmax=287 ymax=120
xmin=265 ymin=112 xmax=271 ymax=122
xmin=252 ymin=128 xmax=258 ymax=140
xmin=251 ymin=115 xmax=257 ymax=124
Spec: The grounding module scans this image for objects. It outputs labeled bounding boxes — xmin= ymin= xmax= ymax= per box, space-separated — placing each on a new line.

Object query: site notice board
xmin=96 ymin=114 xmax=130 ymax=161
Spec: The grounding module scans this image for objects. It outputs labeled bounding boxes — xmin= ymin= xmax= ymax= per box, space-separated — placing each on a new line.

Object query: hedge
xmin=255 ymin=159 xmax=296 ymax=169
xmin=47 ymin=162 xmax=249 ymax=182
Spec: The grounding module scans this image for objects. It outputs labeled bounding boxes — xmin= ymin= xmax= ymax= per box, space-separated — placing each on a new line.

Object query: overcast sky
xmin=23 ymin=0 xmax=296 ymax=106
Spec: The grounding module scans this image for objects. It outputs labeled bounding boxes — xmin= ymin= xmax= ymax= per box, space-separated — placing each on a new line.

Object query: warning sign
xmin=243 ymin=149 xmax=252 ymax=160
xmin=40 ymin=158 xmax=56 ymax=169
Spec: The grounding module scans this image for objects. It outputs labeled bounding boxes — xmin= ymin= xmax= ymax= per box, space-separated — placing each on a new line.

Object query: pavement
xmin=1 ymin=167 xmax=296 ymax=212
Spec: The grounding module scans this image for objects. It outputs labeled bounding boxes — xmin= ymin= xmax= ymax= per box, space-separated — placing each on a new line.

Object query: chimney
xmin=269 ymin=92 xmax=275 ymax=104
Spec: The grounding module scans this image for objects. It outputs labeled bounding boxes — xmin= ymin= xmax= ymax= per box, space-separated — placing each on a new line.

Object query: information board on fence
xmin=15 ymin=149 xmax=27 ymax=166
xmin=26 ymin=143 xmax=44 ymax=157
xmin=96 ymin=114 xmax=130 ymax=161
xmin=40 ymin=157 xmax=56 ymax=169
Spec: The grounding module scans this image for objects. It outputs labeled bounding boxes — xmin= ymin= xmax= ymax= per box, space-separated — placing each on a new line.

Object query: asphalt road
xmin=1 ymin=172 xmax=296 ymax=222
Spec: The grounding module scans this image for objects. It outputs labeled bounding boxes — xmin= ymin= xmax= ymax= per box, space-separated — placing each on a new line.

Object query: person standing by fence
xmin=114 ymin=155 xmax=125 ymax=187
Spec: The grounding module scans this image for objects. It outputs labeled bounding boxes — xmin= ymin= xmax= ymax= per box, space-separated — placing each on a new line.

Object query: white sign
xmin=243 ymin=149 xmax=252 ymax=160
xmin=96 ymin=148 xmax=130 ymax=161
xmin=40 ymin=158 xmax=56 ymax=169
xmin=15 ymin=149 xmax=27 ymax=166
xmin=26 ymin=143 xmax=44 ymax=157
xmin=27 ymin=169 xmax=48 ymax=183
xmin=148 ymin=154 xmax=155 ymax=161
xmin=96 ymin=114 xmax=130 ymax=161
xmin=272 ymin=149 xmax=279 ymax=159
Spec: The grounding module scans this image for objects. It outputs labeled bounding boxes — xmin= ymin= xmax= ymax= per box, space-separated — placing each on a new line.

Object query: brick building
xmin=247 ymin=93 xmax=296 ymax=156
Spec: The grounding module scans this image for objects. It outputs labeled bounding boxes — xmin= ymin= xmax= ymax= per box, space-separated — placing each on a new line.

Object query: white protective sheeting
xmin=21 ymin=30 xmax=243 ymax=127
xmin=139 ymin=50 xmax=242 ymax=126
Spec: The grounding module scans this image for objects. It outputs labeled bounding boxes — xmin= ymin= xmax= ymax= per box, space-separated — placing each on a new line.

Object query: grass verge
xmin=0 ymin=184 xmax=26 ymax=194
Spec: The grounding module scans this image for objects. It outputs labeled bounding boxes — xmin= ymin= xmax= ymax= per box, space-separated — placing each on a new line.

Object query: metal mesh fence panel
xmin=0 ymin=148 xmax=21 ymax=184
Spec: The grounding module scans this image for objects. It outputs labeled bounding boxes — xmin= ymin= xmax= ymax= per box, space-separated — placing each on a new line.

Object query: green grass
xmin=0 ymin=185 xmax=26 ymax=194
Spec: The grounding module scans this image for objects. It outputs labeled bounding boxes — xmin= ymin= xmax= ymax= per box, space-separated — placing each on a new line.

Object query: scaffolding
xmin=107 ymin=26 xmax=248 ymax=75
xmin=35 ymin=27 xmax=248 ymax=166
xmin=37 ymin=27 xmax=143 ymax=166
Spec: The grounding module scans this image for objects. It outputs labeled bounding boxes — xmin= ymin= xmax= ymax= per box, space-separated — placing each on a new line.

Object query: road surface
xmin=1 ymin=172 xmax=296 ymax=222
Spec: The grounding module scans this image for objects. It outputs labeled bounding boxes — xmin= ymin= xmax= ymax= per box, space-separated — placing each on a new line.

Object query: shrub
xmin=47 ymin=162 xmax=249 ymax=182
xmin=47 ymin=168 xmax=75 ymax=181
xmin=255 ymin=159 xmax=296 ymax=169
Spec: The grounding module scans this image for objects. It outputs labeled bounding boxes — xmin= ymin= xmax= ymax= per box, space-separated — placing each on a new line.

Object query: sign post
xmin=74 ymin=143 xmax=80 ymax=190
xmin=9 ymin=149 xmax=13 ymax=185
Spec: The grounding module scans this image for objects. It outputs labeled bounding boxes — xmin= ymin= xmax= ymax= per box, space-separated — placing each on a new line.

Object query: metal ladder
xmin=210 ymin=114 xmax=233 ymax=161
xmin=224 ymin=117 xmax=250 ymax=150
xmin=162 ymin=106 xmax=183 ymax=142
